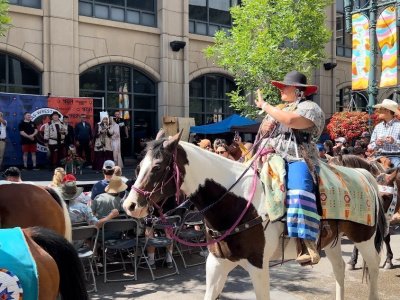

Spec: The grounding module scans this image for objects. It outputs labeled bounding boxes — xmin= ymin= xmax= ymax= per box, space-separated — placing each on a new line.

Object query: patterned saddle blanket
xmin=261 ymin=156 xmax=377 ymax=226
xmin=0 ymin=227 xmax=38 ymax=300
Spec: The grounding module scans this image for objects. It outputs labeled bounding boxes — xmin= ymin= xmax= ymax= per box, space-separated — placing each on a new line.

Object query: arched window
xmin=80 ymin=64 xmax=157 ymax=155
xmin=189 ymin=74 xmax=236 ymax=125
xmin=0 ymin=53 xmax=41 ymax=94
xmin=336 ymin=86 xmax=368 ymax=111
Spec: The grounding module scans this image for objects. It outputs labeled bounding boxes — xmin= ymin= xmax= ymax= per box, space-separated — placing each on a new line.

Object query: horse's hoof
xmin=383 ymin=262 xmax=393 ymax=270
xmin=347 ymin=264 xmax=356 ymax=270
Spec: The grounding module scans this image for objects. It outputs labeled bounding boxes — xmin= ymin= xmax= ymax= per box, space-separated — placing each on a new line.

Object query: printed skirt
xmin=286 ymin=161 xmax=320 ymax=241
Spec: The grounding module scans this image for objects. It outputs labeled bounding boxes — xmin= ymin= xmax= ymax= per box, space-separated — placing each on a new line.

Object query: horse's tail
xmin=374 ymin=195 xmax=387 ymax=253
xmin=27 ymin=227 xmax=88 ymax=300
xmin=45 ymin=186 xmax=72 ymax=242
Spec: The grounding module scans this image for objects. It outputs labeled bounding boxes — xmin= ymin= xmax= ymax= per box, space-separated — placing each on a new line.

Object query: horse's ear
xmin=156 ymin=128 xmax=166 ymax=140
xmin=163 ymin=130 xmax=183 ymax=150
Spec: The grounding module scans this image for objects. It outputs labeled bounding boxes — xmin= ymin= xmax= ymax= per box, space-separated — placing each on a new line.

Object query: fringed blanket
xmin=261 ymin=158 xmax=377 ymax=227
xmin=319 ymin=162 xmax=376 ymax=226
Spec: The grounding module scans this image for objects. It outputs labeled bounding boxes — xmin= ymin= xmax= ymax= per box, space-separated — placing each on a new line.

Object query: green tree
xmin=205 ymin=0 xmax=331 ymax=118
xmin=0 ymin=0 xmax=11 ymax=36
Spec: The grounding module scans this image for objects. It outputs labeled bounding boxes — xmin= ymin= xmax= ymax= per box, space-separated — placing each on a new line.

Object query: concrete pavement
xmin=91 ymin=229 xmax=400 ymax=300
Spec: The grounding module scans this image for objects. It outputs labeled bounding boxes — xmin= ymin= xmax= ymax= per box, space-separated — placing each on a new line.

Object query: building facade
xmin=0 ymin=0 xmax=386 ymax=153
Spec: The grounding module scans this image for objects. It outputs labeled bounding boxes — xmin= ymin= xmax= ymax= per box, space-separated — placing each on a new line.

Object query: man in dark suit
xmin=63 ymin=115 xmax=75 ymax=150
xmin=75 ymin=114 xmax=93 ymax=166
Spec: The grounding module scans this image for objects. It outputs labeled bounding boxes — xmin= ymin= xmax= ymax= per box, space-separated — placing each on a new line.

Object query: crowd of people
xmin=0 ymin=110 xmax=129 ymax=172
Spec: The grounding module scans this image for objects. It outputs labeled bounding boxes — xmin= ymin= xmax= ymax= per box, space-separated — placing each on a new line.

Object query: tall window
xmin=0 ymin=53 xmax=41 ymax=94
xmin=336 ymin=86 xmax=368 ymax=111
xmin=8 ymin=0 xmax=41 ymax=9
xmin=79 ymin=0 xmax=156 ymax=27
xmin=189 ymin=0 xmax=240 ymax=36
xmin=189 ymin=74 xmax=236 ymax=125
xmin=80 ymin=64 xmax=157 ymax=154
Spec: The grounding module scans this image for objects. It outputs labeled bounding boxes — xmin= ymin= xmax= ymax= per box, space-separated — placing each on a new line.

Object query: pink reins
xmin=132 ymin=148 xmax=261 ymax=247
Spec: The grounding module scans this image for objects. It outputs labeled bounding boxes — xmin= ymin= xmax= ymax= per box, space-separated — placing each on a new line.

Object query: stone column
xmin=42 ymin=0 xmax=79 ymax=97
xmin=158 ymin=0 xmax=189 ymax=124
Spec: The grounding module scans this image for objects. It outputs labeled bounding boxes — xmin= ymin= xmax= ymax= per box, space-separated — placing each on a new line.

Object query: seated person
xmin=91 ymin=175 xmax=127 ymax=218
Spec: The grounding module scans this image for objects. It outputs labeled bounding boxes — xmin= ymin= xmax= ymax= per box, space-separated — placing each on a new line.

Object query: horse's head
xmin=122 ymin=129 xmax=187 ymax=218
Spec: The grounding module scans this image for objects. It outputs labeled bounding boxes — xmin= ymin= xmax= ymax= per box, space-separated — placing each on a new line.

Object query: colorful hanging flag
xmin=377 ymin=6 xmax=397 ymax=88
xmin=352 ymin=13 xmax=370 ymax=90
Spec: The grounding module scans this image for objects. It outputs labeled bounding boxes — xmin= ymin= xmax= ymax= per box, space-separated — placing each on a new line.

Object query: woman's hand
xmin=261 ymin=120 xmax=276 ymax=134
xmin=255 ymin=89 xmax=266 ymax=109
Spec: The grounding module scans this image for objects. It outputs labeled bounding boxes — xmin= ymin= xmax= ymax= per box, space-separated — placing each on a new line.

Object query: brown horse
xmin=0 ymin=183 xmax=71 ymax=241
xmin=1 ymin=227 xmax=88 ymax=300
xmin=329 ymin=154 xmax=400 ymax=269
xmin=123 ymin=131 xmax=386 ymax=300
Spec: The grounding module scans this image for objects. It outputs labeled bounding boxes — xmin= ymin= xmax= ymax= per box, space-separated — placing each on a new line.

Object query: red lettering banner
xmin=48 ymin=97 xmax=94 ymax=128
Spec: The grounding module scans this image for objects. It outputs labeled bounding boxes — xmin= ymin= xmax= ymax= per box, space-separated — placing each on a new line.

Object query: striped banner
xmin=377 ymin=6 xmax=397 ymax=88
xmin=352 ymin=13 xmax=370 ymax=90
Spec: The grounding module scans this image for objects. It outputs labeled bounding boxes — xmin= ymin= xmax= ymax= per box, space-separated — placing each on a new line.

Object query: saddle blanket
xmin=319 ymin=162 xmax=376 ymax=226
xmin=0 ymin=227 xmax=38 ymax=300
xmin=261 ymin=157 xmax=377 ymax=226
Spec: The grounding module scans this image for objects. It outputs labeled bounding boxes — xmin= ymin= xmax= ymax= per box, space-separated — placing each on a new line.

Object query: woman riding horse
xmin=255 ymin=70 xmax=325 ymax=265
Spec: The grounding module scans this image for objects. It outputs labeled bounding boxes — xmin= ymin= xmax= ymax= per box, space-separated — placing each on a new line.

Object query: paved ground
xmin=90 ymin=229 xmax=400 ymax=300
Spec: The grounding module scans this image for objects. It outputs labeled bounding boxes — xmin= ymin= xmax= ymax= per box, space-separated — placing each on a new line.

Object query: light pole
xmin=344 ymin=0 xmax=399 ymax=114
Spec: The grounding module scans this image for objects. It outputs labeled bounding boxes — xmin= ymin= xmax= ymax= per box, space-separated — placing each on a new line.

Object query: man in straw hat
xmin=255 ymin=70 xmax=325 ymax=265
xmin=91 ymin=175 xmax=127 ymax=219
xmin=368 ymin=99 xmax=400 ymax=167
xmin=64 ymin=180 xmax=119 ymax=228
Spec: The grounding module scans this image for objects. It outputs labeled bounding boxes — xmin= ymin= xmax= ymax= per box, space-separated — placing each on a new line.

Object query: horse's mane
xmin=329 ymin=154 xmax=381 ymax=176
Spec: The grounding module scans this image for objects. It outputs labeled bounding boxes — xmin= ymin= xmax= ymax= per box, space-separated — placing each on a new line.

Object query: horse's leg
xmin=246 ymin=262 xmax=269 ymax=300
xmin=347 ymin=246 xmax=358 ymax=270
xmin=323 ymin=239 xmax=345 ymax=300
xmin=382 ymin=233 xmax=393 ymax=269
xmin=204 ymin=254 xmax=236 ymax=300
xmin=355 ymin=238 xmax=380 ymax=300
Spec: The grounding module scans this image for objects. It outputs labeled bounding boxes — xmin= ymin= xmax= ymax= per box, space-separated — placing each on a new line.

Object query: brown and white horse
xmin=330 ymin=154 xmax=400 ymax=269
xmin=123 ymin=132 xmax=386 ymax=300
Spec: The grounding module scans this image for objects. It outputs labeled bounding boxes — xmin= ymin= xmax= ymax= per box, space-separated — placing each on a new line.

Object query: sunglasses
xmin=216 ymin=150 xmax=227 ymax=154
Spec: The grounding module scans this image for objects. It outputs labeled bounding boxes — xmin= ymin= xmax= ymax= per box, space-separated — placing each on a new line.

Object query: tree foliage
xmin=205 ymin=0 xmax=331 ymax=118
xmin=0 ymin=0 xmax=11 ymax=37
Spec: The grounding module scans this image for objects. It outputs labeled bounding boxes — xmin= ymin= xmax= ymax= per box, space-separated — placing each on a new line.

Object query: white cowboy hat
xmin=373 ymin=99 xmax=400 ymax=114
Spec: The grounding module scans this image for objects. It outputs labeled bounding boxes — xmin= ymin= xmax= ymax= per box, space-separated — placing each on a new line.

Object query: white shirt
xmin=0 ymin=120 xmax=7 ymax=139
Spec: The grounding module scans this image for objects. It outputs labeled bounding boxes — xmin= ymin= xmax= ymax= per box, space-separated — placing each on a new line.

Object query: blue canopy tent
xmin=190 ymin=114 xmax=258 ymax=134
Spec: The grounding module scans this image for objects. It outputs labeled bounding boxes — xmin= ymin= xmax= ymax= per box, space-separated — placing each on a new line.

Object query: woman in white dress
xmin=109 ymin=117 xmax=123 ymax=168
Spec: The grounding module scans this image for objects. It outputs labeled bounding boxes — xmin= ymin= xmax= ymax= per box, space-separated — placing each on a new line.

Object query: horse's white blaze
xmin=180 ymin=142 xmax=268 ymax=217
xmin=123 ymin=152 xmax=153 ymax=218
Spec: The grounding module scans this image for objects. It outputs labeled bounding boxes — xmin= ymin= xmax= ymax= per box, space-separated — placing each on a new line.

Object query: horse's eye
xmin=152 ymin=165 xmax=161 ymax=171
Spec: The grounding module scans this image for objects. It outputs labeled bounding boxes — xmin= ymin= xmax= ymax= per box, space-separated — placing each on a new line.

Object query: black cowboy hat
xmin=50 ymin=111 xmax=61 ymax=118
xmin=270 ymin=71 xmax=318 ymax=96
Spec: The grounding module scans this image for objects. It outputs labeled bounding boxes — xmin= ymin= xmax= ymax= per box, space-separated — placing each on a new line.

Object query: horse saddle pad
xmin=0 ymin=227 xmax=38 ymax=300
xmin=260 ymin=156 xmax=377 ymax=226
xmin=318 ymin=161 xmax=376 ymax=226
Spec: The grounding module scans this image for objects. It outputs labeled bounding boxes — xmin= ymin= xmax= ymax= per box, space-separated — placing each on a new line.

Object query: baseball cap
xmin=102 ymin=160 xmax=116 ymax=170
xmin=63 ymin=174 xmax=77 ymax=182
xmin=335 ymin=137 xmax=346 ymax=144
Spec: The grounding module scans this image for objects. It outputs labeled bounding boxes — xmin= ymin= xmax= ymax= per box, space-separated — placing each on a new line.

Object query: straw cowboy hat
xmin=61 ymin=181 xmax=83 ymax=201
xmin=270 ymin=71 xmax=318 ymax=96
xmin=373 ymin=99 xmax=400 ymax=114
xmin=105 ymin=176 xmax=128 ymax=194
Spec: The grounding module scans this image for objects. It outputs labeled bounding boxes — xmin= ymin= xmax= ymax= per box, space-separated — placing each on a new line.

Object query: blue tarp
xmin=190 ymin=114 xmax=258 ymax=134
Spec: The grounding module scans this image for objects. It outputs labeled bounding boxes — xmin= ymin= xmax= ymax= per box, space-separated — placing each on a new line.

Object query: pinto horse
xmin=0 ymin=183 xmax=72 ymax=241
xmin=330 ymin=154 xmax=400 ymax=269
xmin=1 ymin=226 xmax=88 ymax=300
xmin=123 ymin=131 xmax=386 ymax=300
